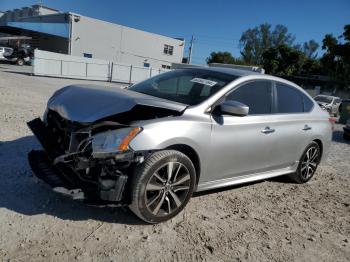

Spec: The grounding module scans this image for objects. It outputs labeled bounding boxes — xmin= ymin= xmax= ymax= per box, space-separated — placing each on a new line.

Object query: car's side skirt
xmin=196 ymin=162 xmax=299 ymax=192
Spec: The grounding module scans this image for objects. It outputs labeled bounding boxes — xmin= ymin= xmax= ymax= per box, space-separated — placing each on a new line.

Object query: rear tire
xmin=129 ymin=150 xmax=196 ymax=224
xmin=289 ymin=141 xmax=321 ymax=184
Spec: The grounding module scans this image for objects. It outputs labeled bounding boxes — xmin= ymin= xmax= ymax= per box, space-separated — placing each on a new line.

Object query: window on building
xmin=226 ymin=80 xmax=273 ymax=115
xmin=83 ymin=53 xmax=92 ymax=58
xmin=143 ymin=62 xmax=150 ymax=68
xmin=163 ymin=44 xmax=174 ymax=55
xmin=276 ymin=83 xmax=304 ymax=113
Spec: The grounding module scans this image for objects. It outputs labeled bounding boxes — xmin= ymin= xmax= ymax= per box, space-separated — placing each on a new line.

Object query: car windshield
xmin=128 ymin=69 xmax=237 ymax=105
xmin=314 ymin=96 xmax=333 ymax=103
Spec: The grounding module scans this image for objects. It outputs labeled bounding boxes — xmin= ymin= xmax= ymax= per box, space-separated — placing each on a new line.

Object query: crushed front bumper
xmin=28 ymin=150 xmax=85 ymax=200
xmin=27 ymin=118 xmax=130 ymax=206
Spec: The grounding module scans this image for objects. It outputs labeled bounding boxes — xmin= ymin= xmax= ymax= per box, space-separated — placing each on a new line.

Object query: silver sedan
xmin=28 ymin=67 xmax=332 ymax=223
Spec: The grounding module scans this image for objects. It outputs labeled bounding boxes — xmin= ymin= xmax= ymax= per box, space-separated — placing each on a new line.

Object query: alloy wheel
xmin=300 ymin=146 xmax=319 ymax=180
xmin=144 ymin=161 xmax=191 ymax=216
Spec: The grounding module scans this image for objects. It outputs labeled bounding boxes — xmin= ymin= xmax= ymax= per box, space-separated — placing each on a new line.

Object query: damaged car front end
xmin=28 ymin=84 xmax=186 ymax=206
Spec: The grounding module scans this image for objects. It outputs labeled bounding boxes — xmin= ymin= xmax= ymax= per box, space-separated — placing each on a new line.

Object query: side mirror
xmin=219 ymin=100 xmax=249 ymax=116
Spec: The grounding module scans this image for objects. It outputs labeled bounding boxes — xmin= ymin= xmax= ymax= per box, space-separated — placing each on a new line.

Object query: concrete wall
xmin=33 ymin=49 xmax=170 ymax=83
xmin=71 ymin=15 xmax=184 ymax=69
xmin=34 ymin=49 xmax=111 ymax=81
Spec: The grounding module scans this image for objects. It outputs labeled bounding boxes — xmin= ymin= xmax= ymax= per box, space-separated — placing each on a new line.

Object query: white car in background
xmin=314 ymin=95 xmax=342 ymax=116
xmin=0 ymin=47 xmax=14 ymax=60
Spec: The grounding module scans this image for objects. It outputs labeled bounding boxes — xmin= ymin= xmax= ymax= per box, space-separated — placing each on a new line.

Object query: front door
xmin=205 ymin=80 xmax=276 ymax=182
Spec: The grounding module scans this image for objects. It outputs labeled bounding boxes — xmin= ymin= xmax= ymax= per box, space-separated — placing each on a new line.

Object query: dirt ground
xmin=0 ymin=63 xmax=349 ymax=262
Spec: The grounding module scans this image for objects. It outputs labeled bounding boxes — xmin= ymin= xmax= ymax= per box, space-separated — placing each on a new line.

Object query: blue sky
xmin=1 ymin=0 xmax=349 ymax=64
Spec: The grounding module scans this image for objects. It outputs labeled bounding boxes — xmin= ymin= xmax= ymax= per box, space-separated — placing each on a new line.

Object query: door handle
xmin=302 ymin=125 xmax=312 ymax=131
xmin=261 ymin=126 xmax=275 ymax=134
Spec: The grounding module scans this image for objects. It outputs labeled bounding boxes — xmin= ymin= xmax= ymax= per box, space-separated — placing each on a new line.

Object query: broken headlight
xmin=92 ymin=127 xmax=141 ymax=155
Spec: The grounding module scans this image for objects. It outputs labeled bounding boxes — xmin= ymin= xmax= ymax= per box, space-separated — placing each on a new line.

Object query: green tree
xmin=262 ymin=44 xmax=304 ymax=76
xmin=320 ymin=24 xmax=350 ymax=88
xmin=206 ymin=51 xmax=245 ymax=65
xmin=302 ymin=40 xmax=319 ymax=58
xmin=262 ymin=44 xmax=322 ymax=76
xmin=239 ymin=24 xmax=295 ymax=65
xmin=301 ymin=58 xmax=322 ymax=75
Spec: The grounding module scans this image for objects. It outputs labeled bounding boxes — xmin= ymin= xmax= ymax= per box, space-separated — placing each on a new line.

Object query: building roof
xmin=31 ymin=5 xmax=60 ymax=12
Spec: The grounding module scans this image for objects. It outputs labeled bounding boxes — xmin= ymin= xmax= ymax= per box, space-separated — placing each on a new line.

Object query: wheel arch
xmin=166 ymin=144 xmax=201 ymax=186
xmin=312 ymin=138 xmax=323 ymax=161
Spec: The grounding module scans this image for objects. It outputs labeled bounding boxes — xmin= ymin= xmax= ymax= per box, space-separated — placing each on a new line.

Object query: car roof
xmin=175 ymin=65 xmax=313 ymax=97
xmin=181 ymin=66 xmax=261 ymax=77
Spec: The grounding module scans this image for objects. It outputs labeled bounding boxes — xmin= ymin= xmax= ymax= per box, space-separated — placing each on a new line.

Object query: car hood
xmin=47 ymin=84 xmax=187 ymax=123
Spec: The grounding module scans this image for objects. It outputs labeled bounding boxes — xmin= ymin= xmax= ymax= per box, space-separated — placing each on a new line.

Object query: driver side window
xmin=226 ymin=80 xmax=273 ymax=115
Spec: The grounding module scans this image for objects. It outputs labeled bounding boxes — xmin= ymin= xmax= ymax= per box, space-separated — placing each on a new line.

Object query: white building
xmin=0 ymin=5 xmax=185 ymax=69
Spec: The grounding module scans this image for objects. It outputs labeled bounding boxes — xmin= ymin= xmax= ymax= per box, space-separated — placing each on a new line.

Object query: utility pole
xmin=188 ymin=35 xmax=194 ymax=64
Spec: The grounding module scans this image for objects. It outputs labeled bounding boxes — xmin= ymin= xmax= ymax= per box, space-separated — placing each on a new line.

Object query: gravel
xmin=0 ymin=64 xmax=349 ymax=261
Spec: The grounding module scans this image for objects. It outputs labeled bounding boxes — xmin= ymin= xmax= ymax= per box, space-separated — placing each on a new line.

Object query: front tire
xmin=289 ymin=141 xmax=321 ymax=184
xmin=129 ymin=150 xmax=196 ymax=223
xmin=16 ymin=58 xmax=24 ymax=66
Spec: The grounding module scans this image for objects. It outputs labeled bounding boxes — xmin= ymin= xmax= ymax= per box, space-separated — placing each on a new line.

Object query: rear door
xmin=267 ymin=82 xmax=314 ymax=168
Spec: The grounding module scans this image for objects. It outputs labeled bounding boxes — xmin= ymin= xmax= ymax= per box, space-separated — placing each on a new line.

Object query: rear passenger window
xmin=276 ymin=83 xmax=303 ymax=113
xmin=226 ymin=80 xmax=272 ymax=115
xmin=302 ymin=94 xmax=314 ymax=112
